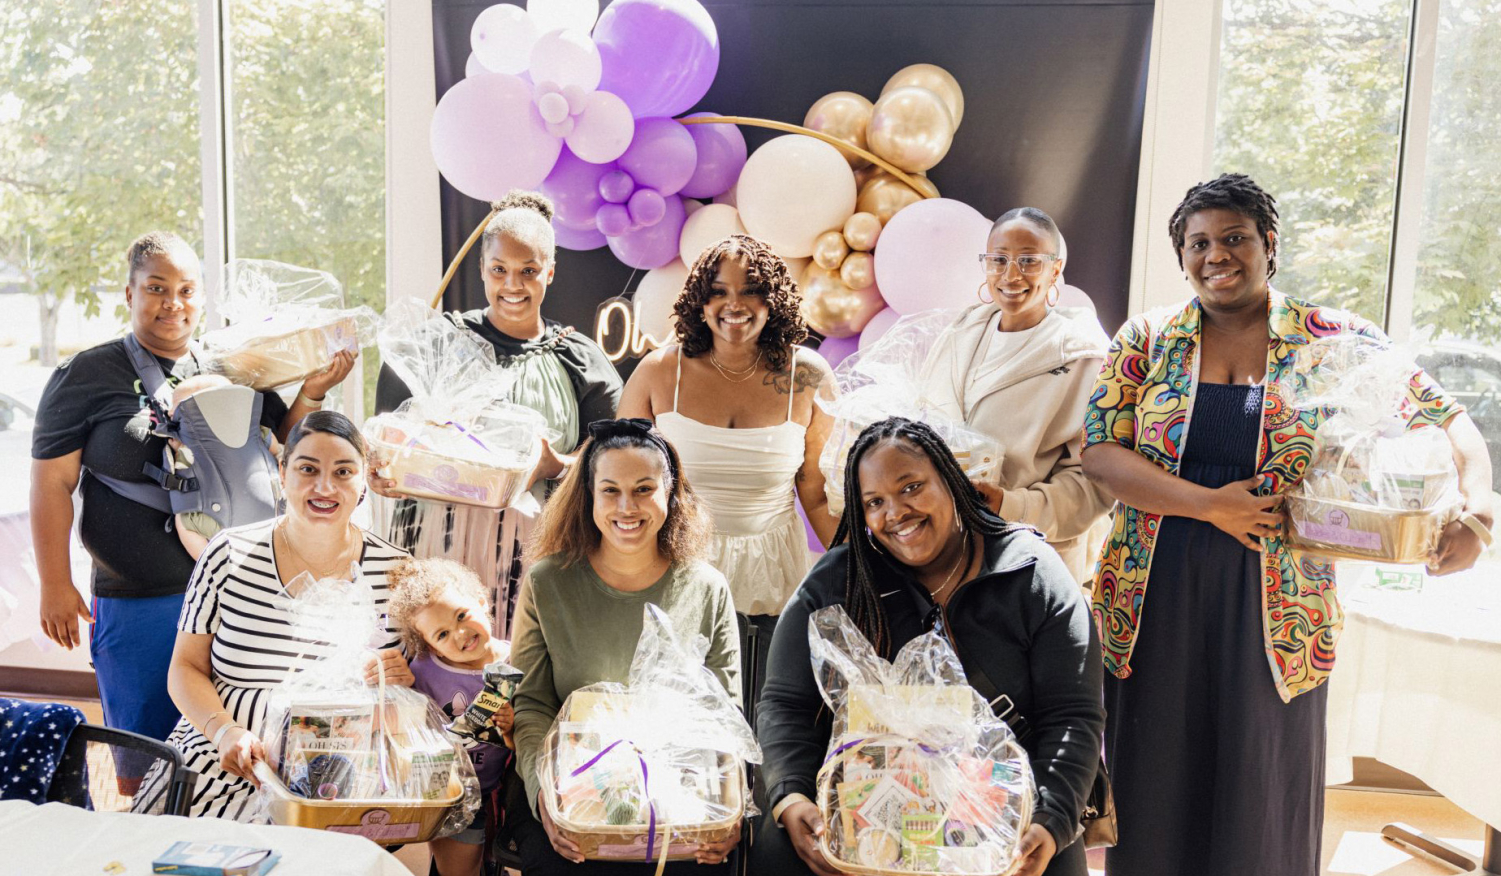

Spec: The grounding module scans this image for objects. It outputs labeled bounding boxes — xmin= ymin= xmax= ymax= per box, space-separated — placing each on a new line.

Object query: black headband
xmin=584 ymin=418 xmax=679 ymax=480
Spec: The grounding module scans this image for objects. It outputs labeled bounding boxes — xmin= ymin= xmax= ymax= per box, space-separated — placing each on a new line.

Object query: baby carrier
xmin=89 ymin=333 xmax=281 ymax=532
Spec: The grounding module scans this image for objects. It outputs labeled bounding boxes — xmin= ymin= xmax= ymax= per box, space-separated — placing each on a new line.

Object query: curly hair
xmin=483 ymin=189 xmax=556 ymax=263
xmin=1168 ymin=172 xmax=1281 ymax=279
xmin=385 ymin=557 xmax=491 ymax=658
xmin=672 ymin=234 xmax=807 ymax=373
xmin=529 ymin=420 xmax=711 ymax=569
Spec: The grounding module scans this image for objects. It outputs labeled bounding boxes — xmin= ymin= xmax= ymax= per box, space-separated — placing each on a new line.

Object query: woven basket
xmin=367 ymin=423 xmax=534 ymax=510
xmin=1286 ymin=494 xmax=1452 ymax=564
xmin=213 ymin=315 xmax=358 ymax=391
xmin=253 ymin=761 xmax=462 ymax=845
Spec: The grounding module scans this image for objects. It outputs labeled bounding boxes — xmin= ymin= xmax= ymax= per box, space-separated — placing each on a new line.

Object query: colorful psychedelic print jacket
xmin=1083 ymin=290 xmax=1459 ymax=701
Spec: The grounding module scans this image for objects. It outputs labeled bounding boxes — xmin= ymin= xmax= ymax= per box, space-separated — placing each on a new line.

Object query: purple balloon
xmin=797 ymin=500 xmax=826 ymax=556
xmin=594 ymin=0 xmax=719 ymax=118
xmin=430 ymin=73 xmax=562 ymax=202
xmin=618 ymin=117 xmax=697 ymax=197
xmin=541 ymin=148 xmax=615 ymax=230
xmin=599 ymin=170 xmax=636 ymax=204
xmin=554 ymin=221 xmax=608 ymax=251
xmin=608 ymin=194 xmax=688 ymax=269
xmin=679 ymin=112 xmax=747 ymax=199
xmin=817 ymin=334 xmax=860 ymax=370
xmin=596 ymin=203 xmax=632 ymax=237
xmin=628 ymin=187 xmax=667 ymax=227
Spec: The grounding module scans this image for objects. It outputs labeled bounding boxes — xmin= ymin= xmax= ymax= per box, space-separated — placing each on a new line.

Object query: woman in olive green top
xmin=508 ymin=418 xmax=742 ymax=875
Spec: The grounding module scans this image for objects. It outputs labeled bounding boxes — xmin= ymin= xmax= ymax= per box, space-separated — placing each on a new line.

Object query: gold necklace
xmin=928 ymin=531 xmax=971 ymax=603
xmin=276 ymin=520 xmax=361 ymax=582
xmin=709 ymin=348 xmax=762 ymax=382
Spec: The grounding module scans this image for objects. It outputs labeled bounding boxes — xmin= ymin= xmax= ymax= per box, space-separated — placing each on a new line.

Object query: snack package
xmin=537 ymin=606 xmax=761 ymax=863
xmin=447 ymin=659 xmax=524 ymax=747
xmin=809 ymin=605 xmax=1034 ymax=875
xmin=819 ymin=311 xmax=1002 ymax=515
xmin=363 ymin=299 xmax=547 ymax=510
xmin=255 ymin=572 xmax=481 ymax=842
xmin=201 ymin=260 xmax=379 ymax=391
xmin=1278 ymin=333 xmax=1462 ymax=563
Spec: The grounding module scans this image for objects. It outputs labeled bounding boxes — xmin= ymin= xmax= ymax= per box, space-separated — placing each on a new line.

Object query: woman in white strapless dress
xmin=617 ymin=234 xmax=838 ymax=709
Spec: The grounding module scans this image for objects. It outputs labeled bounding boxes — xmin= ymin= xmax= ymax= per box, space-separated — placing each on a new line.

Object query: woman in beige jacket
xmin=917 ymin=207 xmax=1113 ymax=582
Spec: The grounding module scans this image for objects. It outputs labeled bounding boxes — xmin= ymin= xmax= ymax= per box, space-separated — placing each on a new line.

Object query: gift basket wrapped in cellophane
xmin=537 ymin=605 xmax=761 ymax=866
xmin=201 ymin=259 xmax=379 ymax=391
xmin=363 ymin=299 xmax=547 ymax=510
xmin=819 ymin=311 xmax=1001 ymax=516
xmin=1278 ymin=332 xmax=1462 ymax=563
xmin=253 ymin=571 xmax=481 ymax=844
xmin=809 ymin=605 xmax=1035 ymax=876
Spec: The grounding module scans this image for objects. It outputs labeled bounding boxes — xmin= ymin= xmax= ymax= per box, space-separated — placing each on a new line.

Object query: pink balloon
xmin=817 ymin=334 xmax=859 ymax=369
xmin=431 ymin=73 xmax=562 ymax=202
xmin=859 ymin=308 xmax=900 ymax=350
xmin=541 ymin=148 xmax=615 ymax=230
xmin=873 ymin=198 xmax=991 ymax=314
xmin=628 ymin=187 xmax=667 ymax=226
xmin=554 ymin=221 xmax=608 ymax=251
xmin=679 ymin=112 xmax=747 ymax=199
xmin=565 ymin=90 xmax=634 ymax=163
xmin=618 ymin=117 xmax=697 ymax=197
xmin=596 ymin=203 xmax=631 ymax=237
xmin=1058 ymin=283 xmax=1095 ymax=312
xmin=599 ymin=170 xmax=635 ymax=203
xmin=608 ymin=194 xmax=688 ymax=269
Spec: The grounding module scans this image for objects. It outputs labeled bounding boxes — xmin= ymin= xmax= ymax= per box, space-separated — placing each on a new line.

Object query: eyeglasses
xmin=978 ymin=253 xmax=1059 ymax=276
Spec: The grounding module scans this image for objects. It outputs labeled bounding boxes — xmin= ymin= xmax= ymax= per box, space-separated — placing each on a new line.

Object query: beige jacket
xmin=919 ymin=304 xmax=1114 ymax=581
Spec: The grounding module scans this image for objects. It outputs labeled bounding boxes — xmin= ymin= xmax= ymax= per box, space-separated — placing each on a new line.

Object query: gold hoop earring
xmin=1046 ymin=284 xmax=1060 ymax=307
xmin=976 ymin=281 xmax=994 ymax=304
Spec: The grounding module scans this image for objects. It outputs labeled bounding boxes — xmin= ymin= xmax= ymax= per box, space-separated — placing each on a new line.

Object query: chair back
xmin=46 ymin=724 xmax=197 ymax=817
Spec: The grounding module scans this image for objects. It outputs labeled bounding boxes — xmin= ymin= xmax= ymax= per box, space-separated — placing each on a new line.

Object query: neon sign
xmin=593 ymin=297 xmax=671 ymax=363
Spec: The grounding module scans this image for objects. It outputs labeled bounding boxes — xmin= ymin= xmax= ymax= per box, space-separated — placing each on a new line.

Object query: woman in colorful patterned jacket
xmin=1080 ymin=173 xmax=1492 ymax=876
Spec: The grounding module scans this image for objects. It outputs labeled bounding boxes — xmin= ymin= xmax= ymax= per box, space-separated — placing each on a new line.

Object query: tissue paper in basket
xmin=809 ymin=605 xmax=1034 ymax=875
xmin=365 ymin=407 xmax=541 ymax=509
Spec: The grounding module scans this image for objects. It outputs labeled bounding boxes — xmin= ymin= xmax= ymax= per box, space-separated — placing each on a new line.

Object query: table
xmin=1325 ymin=560 xmax=1501 ymax=873
xmin=0 ymin=799 xmax=411 ymax=875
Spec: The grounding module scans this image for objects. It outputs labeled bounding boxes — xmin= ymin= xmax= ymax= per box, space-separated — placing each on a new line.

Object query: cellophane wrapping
xmin=363 ymin=299 xmax=546 ymax=509
xmin=201 ymin=259 xmax=379 ymax=391
xmin=1279 ymin=333 xmax=1461 ymax=560
xmin=819 ymin=311 xmax=1002 ymax=516
xmin=256 ymin=571 xmax=481 ymax=838
xmin=538 ymin=605 xmax=761 ymax=861
xmin=809 ymin=605 xmax=1034 ymax=875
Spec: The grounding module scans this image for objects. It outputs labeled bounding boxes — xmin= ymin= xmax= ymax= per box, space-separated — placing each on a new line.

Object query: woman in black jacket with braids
xmin=753 ymin=417 xmax=1103 ymax=876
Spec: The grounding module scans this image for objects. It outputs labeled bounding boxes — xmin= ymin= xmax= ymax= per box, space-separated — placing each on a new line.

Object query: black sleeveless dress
xmin=1104 ymin=383 xmax=1329 ymax=876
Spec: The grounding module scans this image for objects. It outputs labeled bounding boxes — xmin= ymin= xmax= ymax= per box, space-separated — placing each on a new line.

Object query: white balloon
xmin=565 ymin=90 xmax=634 ymax=163
xmin=678 ymin=203 xmax=747 ymax=268
xmin=465 ymin=52 xmax=491 ymax=78
xmin=683 ymin=198 xmax=706 ymax=217
xmin=633 ymin=259 xmax=689 ymax=345
xmin=528 ymin=29 xmax=602 ymax=93
xmin=712 ymin=181 xmax=737 ymax=208
xmin=471 ymin=4 xmax=540 ymax=75
xmin=527 ymin=0 xmax=599 ymax=35
xmin=736 ymin=135 xmax=857 ymax=259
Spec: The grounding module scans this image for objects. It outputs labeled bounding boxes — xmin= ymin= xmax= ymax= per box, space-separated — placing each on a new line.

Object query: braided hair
xmin=832 ymin=417 xmax=1013 ymax=658
xmin=1168 ymin=172 xmax=1281 ymax=279
xmin=673 ymin=234 xmax=807 ymax=373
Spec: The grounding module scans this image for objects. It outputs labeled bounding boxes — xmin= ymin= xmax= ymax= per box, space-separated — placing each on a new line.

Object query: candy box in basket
xmin=365 ymin=409 xmax=541 ymax=510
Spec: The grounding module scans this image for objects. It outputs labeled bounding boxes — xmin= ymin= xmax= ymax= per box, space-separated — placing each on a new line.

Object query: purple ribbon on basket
xmin=821 ymin=736 xmax=868 ymax=767
xmin=570 ymin=738 xmax=658 ymax=863
xmin=404 ymin=420 xmax=493 ymax=454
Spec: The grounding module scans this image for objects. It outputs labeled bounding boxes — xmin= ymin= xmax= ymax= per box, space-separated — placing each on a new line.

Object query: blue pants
xmin=90 ymin=593 xmax=184 ymax=742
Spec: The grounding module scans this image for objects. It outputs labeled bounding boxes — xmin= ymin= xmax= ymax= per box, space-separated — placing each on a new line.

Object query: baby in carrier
xmin=167 ymin=374 xmax=281 ymax=558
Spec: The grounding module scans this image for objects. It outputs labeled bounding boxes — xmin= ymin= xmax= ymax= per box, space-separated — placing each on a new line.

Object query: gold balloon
xmin=853 ymin=164 xmax=883 ymax=191
xmin=812 ymin=230 xmax=850 ymax=271
xmin=840 ymin=252 xmax=876 ymax=290
xmin=882 ymin=63 xmax=964 ymax=131
xmin=804 ymin=91 xmax=875 ymax=170
xmin=868 ymin=86 xmax=954 ymax=173
xmin=842 ymin=212 xmax=882 ymax=251
xmin=857 ymin=170 xmax=938 ymax=225
xmin=799 ymin=262 xmax=885 ymax=338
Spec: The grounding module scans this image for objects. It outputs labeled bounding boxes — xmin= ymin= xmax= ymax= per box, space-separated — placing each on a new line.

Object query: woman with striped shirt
xmin=163 ymin=411 xmax=414 ymax=820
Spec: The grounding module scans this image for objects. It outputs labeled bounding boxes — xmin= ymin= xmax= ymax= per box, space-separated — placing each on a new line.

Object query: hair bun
xmin=491 ymin=190 xmax=555 ymax=222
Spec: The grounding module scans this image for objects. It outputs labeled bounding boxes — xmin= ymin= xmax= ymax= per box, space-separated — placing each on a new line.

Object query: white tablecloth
xmin=1325 ymin=560 xmax=1501 ymax=827
xmin=0 ymin=799 xmax=410 ymax=875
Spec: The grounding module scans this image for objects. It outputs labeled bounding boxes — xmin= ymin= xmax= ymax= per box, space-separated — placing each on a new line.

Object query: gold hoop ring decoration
xmin=430 ymin=204 xmax=501 ymax=310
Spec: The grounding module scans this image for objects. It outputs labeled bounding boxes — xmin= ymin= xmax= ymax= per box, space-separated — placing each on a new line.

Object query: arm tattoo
xmin=764 ymin=359 xmax=825 ymax=395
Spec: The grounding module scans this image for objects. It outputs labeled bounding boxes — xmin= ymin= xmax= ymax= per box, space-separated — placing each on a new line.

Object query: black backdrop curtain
xmin=413 ymin=0 xmax=1151 ymax=394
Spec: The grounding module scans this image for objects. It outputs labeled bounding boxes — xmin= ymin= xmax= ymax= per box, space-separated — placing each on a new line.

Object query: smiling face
xmin=590 ymin=446 xmax=670 ymax=559
xmin=280 ymin=431 xmax=366 ymax=530
xmin=1180 ymin=207 xmax=1275 ymax=312
xmin=411 ymin=585 xmax=493 ymax=669
xmin=858 ymin=439 xmax=961 ymax=570
xmin=984 ymin=219 xmax=1062 ymax=327
xmin=701 ymin=256 xmax=769 ymax=347
xmin=482 ymin=230 xmax=555 ymax=338
xmin=126 ymin=248 xmax=202 ymax=357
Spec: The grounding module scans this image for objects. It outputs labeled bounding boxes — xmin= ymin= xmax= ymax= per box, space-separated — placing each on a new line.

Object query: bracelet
xmin=1458 ymin=512 xmax=1495 ymax=546
xmin=211 ymin=721 xmax=239 ymax=751
xmin=296 ymin=390 xmax=325 ymax=409
xmin=203 ymin=710 xmax=231 ymax=736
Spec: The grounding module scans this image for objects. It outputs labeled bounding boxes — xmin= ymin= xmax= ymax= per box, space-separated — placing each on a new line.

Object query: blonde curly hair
xmin=482 ymin=189 xmax=557 ymax=264
xmin=385 ymin=557 xmax=491 ymax=658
